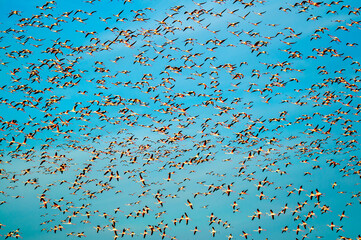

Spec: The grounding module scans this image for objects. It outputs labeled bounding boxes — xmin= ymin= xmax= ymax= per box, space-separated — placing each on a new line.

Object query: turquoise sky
xmin=0 ymin=0 xmax=360 ymax=239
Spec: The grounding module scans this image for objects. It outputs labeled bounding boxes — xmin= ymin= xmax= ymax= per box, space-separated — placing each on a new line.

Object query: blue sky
xmin=0 ymin=0 xmax=360 ymax=239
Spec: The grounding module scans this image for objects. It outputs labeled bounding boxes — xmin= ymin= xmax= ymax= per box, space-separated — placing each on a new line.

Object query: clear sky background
xmin=0 ymin=0 xmax=360 ymax=239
